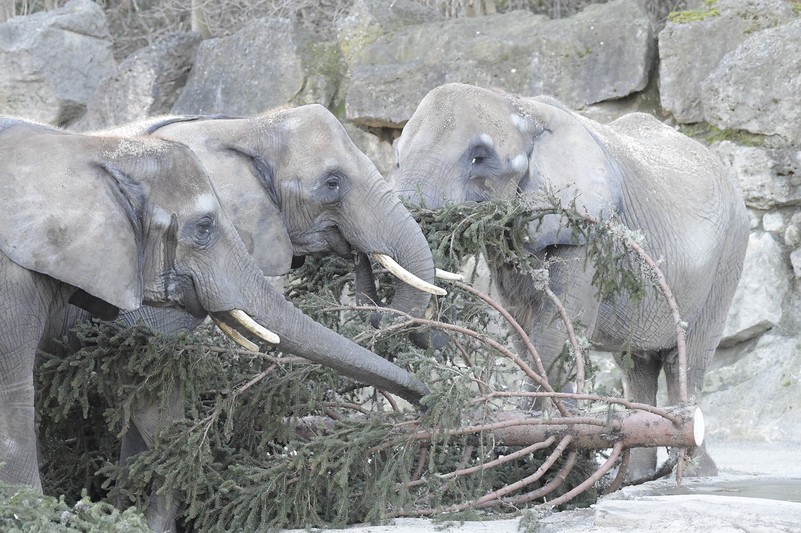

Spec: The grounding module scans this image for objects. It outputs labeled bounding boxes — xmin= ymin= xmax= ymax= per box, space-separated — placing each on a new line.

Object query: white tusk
xmin=229 ymin=309 xmax=281 ymax=344
xmin=212 ymin=317 xmax=260 ymax=352
xmin=435 ymin=268 xmax=464 ymax=281
xmin=371 ymin=253 xmax=447 ymax=296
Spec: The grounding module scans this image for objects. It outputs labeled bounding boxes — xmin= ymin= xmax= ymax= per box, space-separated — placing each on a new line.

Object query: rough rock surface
xmin=702 ymin=18 xmax=801 ymax=144
xmin=714 ymin=142 xmax=801 ymax=210
xmin=345 ymin=0 xmax=653 ymax=127
xmin=658 ymin=0 xmax=793 ymax=123
xmin=528 ymin=0 xmax=654 ymax=108
xmin=0 ymin=0 xmax=116 ymax=125
xmin=172 ymin=18 xmax=307 ymax=116
xmin=74 ymin=32 xmax=201 ymax=132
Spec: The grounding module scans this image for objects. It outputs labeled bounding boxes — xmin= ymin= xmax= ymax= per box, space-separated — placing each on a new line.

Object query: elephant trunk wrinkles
xmin=241 ymin=271 xmax=430 ymax=405
xmin=353 ymin=196 xmax=437 ymax=320
xmin=383 ymin=209 xmax=437 ymax=317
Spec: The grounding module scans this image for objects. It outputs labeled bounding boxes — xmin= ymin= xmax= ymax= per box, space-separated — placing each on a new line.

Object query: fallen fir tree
xmin=15 ymin=193 xmax=702 ymax=531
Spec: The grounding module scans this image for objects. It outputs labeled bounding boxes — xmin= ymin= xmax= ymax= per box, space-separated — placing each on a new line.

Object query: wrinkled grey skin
xmin=95 ymin=104 xmax=439 ymax=531
xmin=0 ymin=118 xmax=429 ymax=521
xmin=392 ymin=83 xmax=749 ymax=481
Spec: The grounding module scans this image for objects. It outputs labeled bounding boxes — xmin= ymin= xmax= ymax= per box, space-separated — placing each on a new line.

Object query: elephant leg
xmin=662 ymin=347 xmax=717 ymax=477
xmin=662 ymin=305 xmax=728 ymax=477
xmin=120 ymin=382 xmax=184 ymax=533
xmin=497 ymin=246 xmax=601 ymax=405
xmin=0 ymin=348 xmax=40 ymax=491
xmin=616 ymin=350 xmax=663 ymax=480
xmin=116 ymin=379 xmax=184 ymax=533
xmin=115 ymin=307 xmax=202 ymax=533
xmin=0 ymin=256 xmax=66 ymax=491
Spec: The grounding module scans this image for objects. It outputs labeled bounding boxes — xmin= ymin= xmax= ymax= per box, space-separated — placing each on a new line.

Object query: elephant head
xmin=393 ymin=83 xmax=622 ymax=246
xmin=0 ymin=117 xmax=429 ymax=492
xmin=110 ymin=104 xmax=443 ymax=323
xmin=392 ymin=83 xmax=749 ymax=479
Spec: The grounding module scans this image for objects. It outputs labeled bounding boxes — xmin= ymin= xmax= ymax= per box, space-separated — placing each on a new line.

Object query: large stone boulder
xmin=336 ymin=0 xmax=441 ymax=64
xmin=173 ymin=18 xmax=343 ymax=116
xmin=713 ymin=142 xmax=801 ymax=210
xmin=720 ymin=231 xmax=790 ymax=346
xmin=704 ymin=333 xmax=801 ymax=442
xmin=345 ymin=10 xmax=546 ymax=128
xmin=74 ymin=32 xmax=201 ymax=132
xmin=658 ymin=0 xmax=793 ymax=124
xmin=346 ymin=0 xmax=653 ymax=128
xmin=344 ymin=123 xmax=395 ymax=178
xmin=0 ymin=0 xmax=116 ymax=125
xmin=702 ymin=18 xmax=801 ymax=144
xmin=528 ymin=0 xmax=653 ymax=109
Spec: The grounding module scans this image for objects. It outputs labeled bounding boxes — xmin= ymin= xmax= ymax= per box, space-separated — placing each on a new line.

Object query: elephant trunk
xmin=213 ymin=270 xmax=429 ymax=406
xmin=352 ymin=195 xmax=438 ymax=320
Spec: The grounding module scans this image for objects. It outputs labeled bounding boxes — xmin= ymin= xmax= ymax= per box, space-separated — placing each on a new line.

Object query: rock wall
xmin=2 ymin=0 xmax=799 ymax=445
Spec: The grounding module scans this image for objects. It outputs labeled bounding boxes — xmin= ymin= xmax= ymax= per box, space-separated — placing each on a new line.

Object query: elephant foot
xmin=625 ymin=445 xmax=718 ymax=485
xmin=625 ymin=447 xmax=659 ymax=483
xmin=145 ymin=494 xmax=178 ymax=533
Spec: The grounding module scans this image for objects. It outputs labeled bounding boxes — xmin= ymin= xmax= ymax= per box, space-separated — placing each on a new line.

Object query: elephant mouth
xmin=143 ymin=273 xmax=208 ymax=319
xmin=292 ymin=227 xmax=448 ymax=296
xmin=291 ymin=226 xmax=352 ymax=257
xmin=210 ymin=310 xmax=280 ymax=352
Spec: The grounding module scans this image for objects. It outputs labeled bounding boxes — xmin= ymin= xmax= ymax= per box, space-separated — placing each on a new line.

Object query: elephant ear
xmin=154 ymin=117 xmax=295 ymax=277
xmin=0 ymin=123 xmax=145 ymax=311
xmin=516 ymin=96 xmax=624 ymax=253
xmin=218 ymin=144 xmax=294 ymax=276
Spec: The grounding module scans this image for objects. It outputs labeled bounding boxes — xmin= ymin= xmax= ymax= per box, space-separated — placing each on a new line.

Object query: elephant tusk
xmin=371 ymin=253 xmax=447 ymax=296
xmin=229 ymin=309 xmax=281 ymax=344
xmin=435 ymin=268 xmax=464 ymax=281
xmin=212 ymin=317 xmax=260 ymax=352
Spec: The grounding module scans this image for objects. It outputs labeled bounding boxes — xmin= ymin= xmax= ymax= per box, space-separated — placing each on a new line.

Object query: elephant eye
xmin=315 ymin=173 xmax=347 ymax=204
xmin=192 ymin=216 xmax=216 ymax=246
xmin=326 ymin=176 xmax=340 ymax=190
xmin=468 ymin=145 xmax=494 ymax=168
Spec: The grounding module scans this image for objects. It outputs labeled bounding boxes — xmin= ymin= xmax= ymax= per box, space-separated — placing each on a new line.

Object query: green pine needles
xmin=21 ymin=193 xmax=662 ymax=530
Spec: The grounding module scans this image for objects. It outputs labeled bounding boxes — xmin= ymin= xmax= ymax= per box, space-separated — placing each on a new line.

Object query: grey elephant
xmin=91 ymin=104 xmax=444 ymax=531
xmin=106 ymin=104 xmax=442 ymax=313
xmin=392 ymin=83 xmax=749 ymax=480
xmin=0 ymin=118 xmax=429 ymax=508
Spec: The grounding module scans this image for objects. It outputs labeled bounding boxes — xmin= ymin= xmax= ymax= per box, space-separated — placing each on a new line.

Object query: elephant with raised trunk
xmin=392 ymin=83 xmax=749 ymax=480
xmin=0 ymin=118 xmax=429 ymax=506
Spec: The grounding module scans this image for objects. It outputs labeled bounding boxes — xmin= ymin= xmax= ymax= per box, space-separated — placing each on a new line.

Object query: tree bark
xmin=294 ymin=405 xmax=704 ymax=451
xmin=487 ymin=406 xmax=703 ymax=449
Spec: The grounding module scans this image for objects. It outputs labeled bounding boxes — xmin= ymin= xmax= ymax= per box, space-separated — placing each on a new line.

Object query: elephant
xmin=104 ymin=104 xmax=442 ymax=316
xmin=0 ymin=117 xmax=430 ymax=517
xmin=88 ymin=104 xmax=445 ymax=531
xmin=391 ymin=83 xmax=749 ymax=481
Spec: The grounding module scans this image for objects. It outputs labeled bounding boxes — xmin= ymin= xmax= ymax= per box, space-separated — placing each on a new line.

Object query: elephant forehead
xmin=155 ymin=192 xmax=220 ymax=221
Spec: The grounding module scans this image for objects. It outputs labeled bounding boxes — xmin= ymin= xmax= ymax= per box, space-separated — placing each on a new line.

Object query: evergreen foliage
xmin=23 ymin=193 xmax=660 ymax=530
xmin=0 ymin=483 xmax=149 ymax=532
